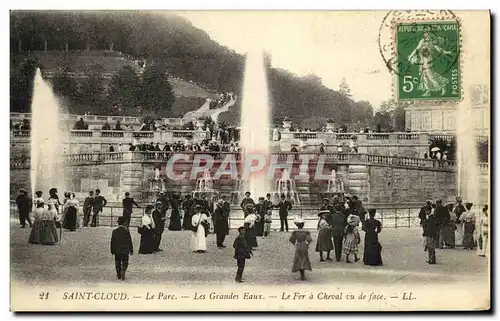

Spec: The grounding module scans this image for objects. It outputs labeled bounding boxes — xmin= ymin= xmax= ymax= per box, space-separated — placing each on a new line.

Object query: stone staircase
xmin=347 ymin=165 xmax=370 ymax=201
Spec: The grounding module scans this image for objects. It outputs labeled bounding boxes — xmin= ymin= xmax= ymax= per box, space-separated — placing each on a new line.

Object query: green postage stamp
xmin=396 ymin=21 xmax=461 ymax=101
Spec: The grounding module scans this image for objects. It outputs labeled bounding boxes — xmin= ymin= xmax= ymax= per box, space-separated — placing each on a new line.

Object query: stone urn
xmin=326 ymin=120 xmax=335 ymax=132
xmin=282 ymin=118 xmax=292 ymax=132
xmin=196 ymin=119 xmax=204 ymax=131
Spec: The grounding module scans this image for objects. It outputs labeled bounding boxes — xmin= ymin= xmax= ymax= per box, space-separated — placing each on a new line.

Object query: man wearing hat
xmin=16 ymin=189 xmax=32 ymax=228
xmin=158 ymin=191 xmax=170 ymax=217
xmin=152 ymin=201 xmax=166 ymax=252
xmin=122 ymin=192 xmax=140 ymax=228
xmin=182 ymin=194 xmax=195 ymax=230
xmin=331 ymin=204 xmax=347 ymax=262
xmin=276 ymin=194 xmax=293 ymax=232
xmin=213 ymin=199 xmax=229 ymax=248
xmin=419 ymin=200 xmax=432 ymax=233
xmin=255 ymin=197 xmax=266 ymax=237
xmin=434 ymin=199 xmax=450 ymax=249
xmin=240 ymin=191 xmax=255 ymax=218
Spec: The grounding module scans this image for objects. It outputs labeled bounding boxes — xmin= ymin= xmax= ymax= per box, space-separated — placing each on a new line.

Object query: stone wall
xmin=10 ymin=160 xmax=489 ymax=206
xmin=367 ymin=165 xmax=489 ymax=205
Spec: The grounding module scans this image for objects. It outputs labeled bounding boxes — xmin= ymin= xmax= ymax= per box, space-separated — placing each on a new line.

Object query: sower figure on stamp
xmin=152 ymin=201 xmax=166 ymax=252
xmin=91 ymin=189 xmax=107 ymax=227
xmin=110 ymin=216 xmax=133 ymax=281
xmin=16 ymin=189 xmax=32 ymax=228
xmin=122 ymin=192 xmax=140 ymax=228
xmin=233 ymin=226 xmax=252 ymax=283
xmin=83 ymin=191 xmax=94 ymax=227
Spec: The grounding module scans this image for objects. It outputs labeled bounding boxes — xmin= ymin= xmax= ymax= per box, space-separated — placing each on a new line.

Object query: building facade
xmin=405 ymin=85 xmax=490 ymax=136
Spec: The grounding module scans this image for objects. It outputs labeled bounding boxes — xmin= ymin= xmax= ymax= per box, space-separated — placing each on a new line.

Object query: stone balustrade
xmin=10 ymin=151 xmax=489 ymax=174
xmin=10 ymin=127 xmax=488 ymax=146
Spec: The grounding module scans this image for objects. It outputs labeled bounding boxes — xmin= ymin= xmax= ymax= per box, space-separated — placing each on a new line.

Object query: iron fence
xmin=10 ymin=204 xmax=425 ymax=229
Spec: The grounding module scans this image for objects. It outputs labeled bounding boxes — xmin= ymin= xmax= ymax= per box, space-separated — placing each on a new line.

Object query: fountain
xmin=271 ymin=169 xmax=301 ymax=205
xmin=326 ymin=169 xmax=345 ymax=193
xmin=148 ymin=167 xmax=166 ymax=193
xmin=239 ymin=50 xmax=271 ymax=198
xmin=192 ymin=169 xmax=218 ymax=199
xmin=456 ymin=90 xmax=480 ymax=204
xmin=30 ymin=68 xmax=67 ymax=201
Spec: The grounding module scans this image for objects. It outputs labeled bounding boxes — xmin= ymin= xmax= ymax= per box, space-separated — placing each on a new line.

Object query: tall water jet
xmin=456 ymin=97 xmax=479 ymax=204
xmin=240 ymin=50 xmax=271 ymax=198
xmin=30 ymin=69 xmax=66 ymax=200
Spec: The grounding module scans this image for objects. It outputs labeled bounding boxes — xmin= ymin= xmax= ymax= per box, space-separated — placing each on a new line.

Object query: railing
xmin=12 ymin=130 xmax=30 ymax=138
xmin=70 ymin=130 xmax=93 ymax=137
xmin=293 ymin=133 xmax=318 ymax=140
xmin=132 ymin=131 xmax=154 ymax=139
xmin=10 ymin=151 xmax=490 ymax=174
xmin=9 ymin=205 xmax=424 ymax=229
xmin=172 ymin=131 xmax=194 ymax=139
xmin=101 ymin=130 xmax=125 ymax=138
xmin=366 ymin=133 xmax=390 ymax=140
xmin=396 ymin=133 xmax=419 ymax=140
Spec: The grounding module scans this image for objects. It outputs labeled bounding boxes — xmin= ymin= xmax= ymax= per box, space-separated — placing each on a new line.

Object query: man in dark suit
xmin=434 ymin=199 xmax=450 ymax=249
xmin=418 ymin=200 xmax=432 ymax=233
xmin=152 ymin=201 xmax=166 ymax=252
xmin=275 ymin=194 xmax=292 ymax=232
xmin=262 ymin=193 xmax=273 ymax=212
xmin=83 ymin=191 xmax=94 ymax=227
xmin=91 ymin=189 xmax=107 ymax=227
xmin=182 ymin=194 xmax=195 ymax=230
xmin=330 ymin=204 xmax=347 ymax=262
xmin=122 ymin=192 xmax=140 ymax=228
xmin=110 ymin=216 xmax=133 ymax=280
xmin=213 ymin=200 xmax=229 ymax=248
xmin=423 ymin=206 xmax=439 ymax=264
xmin=16 ymin=190 xmax=32 ymax=228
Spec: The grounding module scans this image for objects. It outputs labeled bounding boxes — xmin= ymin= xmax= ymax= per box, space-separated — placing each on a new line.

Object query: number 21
xmin=39 ymin=292 xmax=49 ymax=300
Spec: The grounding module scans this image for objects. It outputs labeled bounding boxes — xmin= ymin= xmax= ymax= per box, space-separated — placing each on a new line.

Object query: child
xmin=289 ymin=218 xmax=312 ymax=280
xmin=263 ymin=209 xmax=273 ymax=238
xmin=110 ymin=216 xmax=134 ymax=280
xmin=233 ymin=226 xmax=252 ymax=282
xmin=343 ymin=224 xmax=360 ymax=263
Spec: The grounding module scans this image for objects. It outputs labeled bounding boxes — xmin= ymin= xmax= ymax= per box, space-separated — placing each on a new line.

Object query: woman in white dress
xmin=191 ymin=205 xmax=209 ymax=253
xmin=477 ymin=205 xmax=488 ymax=257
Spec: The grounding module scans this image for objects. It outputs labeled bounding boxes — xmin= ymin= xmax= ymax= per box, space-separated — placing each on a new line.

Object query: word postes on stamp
xmin=396 ymin=21 xmax=461 ymax=101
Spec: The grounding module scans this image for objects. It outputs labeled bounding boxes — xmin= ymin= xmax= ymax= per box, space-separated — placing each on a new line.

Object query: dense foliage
xmin=10 ymin=10 xmax=401 ymax=129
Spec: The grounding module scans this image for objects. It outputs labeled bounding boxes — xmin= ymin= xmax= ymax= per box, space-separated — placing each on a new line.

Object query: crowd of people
xmin=16 ymin=186 xmax=487 ymax=282
xmin=418 ymin=197 xmax=489 ymax=264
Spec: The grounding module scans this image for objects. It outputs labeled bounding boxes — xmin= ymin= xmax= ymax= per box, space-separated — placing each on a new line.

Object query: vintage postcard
xmin=9 ymin=10 xmax=490 ymax=311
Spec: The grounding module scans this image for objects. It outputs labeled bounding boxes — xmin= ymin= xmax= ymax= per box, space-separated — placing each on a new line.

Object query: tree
xmin=50 ymin=68 xmax=80 ymax=104
xmin=338 ymin=77 xmax=352 ymax=98
xmin=137 ymin=62 xmax=175 ymax=116
xmin=106 ymin=65 xmax=140 ymax=115
xmin=79 ymin=64 xmax=106 ymax=111
xmin=10 ymin=58 xmax=41 ymax=112
xmin=378 ymin=99 xmax=411 ymax=132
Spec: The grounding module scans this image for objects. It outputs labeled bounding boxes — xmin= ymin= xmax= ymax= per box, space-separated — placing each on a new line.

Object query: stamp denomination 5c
xmin=396 ymin=21 xmax=461 ymax=101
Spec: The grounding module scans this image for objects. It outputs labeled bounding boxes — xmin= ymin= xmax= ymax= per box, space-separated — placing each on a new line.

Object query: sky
xmin=175 ymin=11 xmax=393 ymax=109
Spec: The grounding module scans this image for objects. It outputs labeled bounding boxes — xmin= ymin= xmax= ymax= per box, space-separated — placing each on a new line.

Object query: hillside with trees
xmin=10 ymin=10 xmax=404 ymax=130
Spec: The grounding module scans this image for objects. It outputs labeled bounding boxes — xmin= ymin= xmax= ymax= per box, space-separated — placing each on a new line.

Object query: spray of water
xmin=30 ymin=69 xmax=66 ymax=201
xmin=240 ymin=50 xmax=271 ymax=198
xmin=456 ymin=99 xmax=479 ymax=204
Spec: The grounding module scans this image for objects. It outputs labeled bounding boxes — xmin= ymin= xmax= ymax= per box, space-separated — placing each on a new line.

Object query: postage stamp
xmin=378 ymin=10 xmax=463 ymax=103
xmin=396 ymin=21 xmax=461 ymax=101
